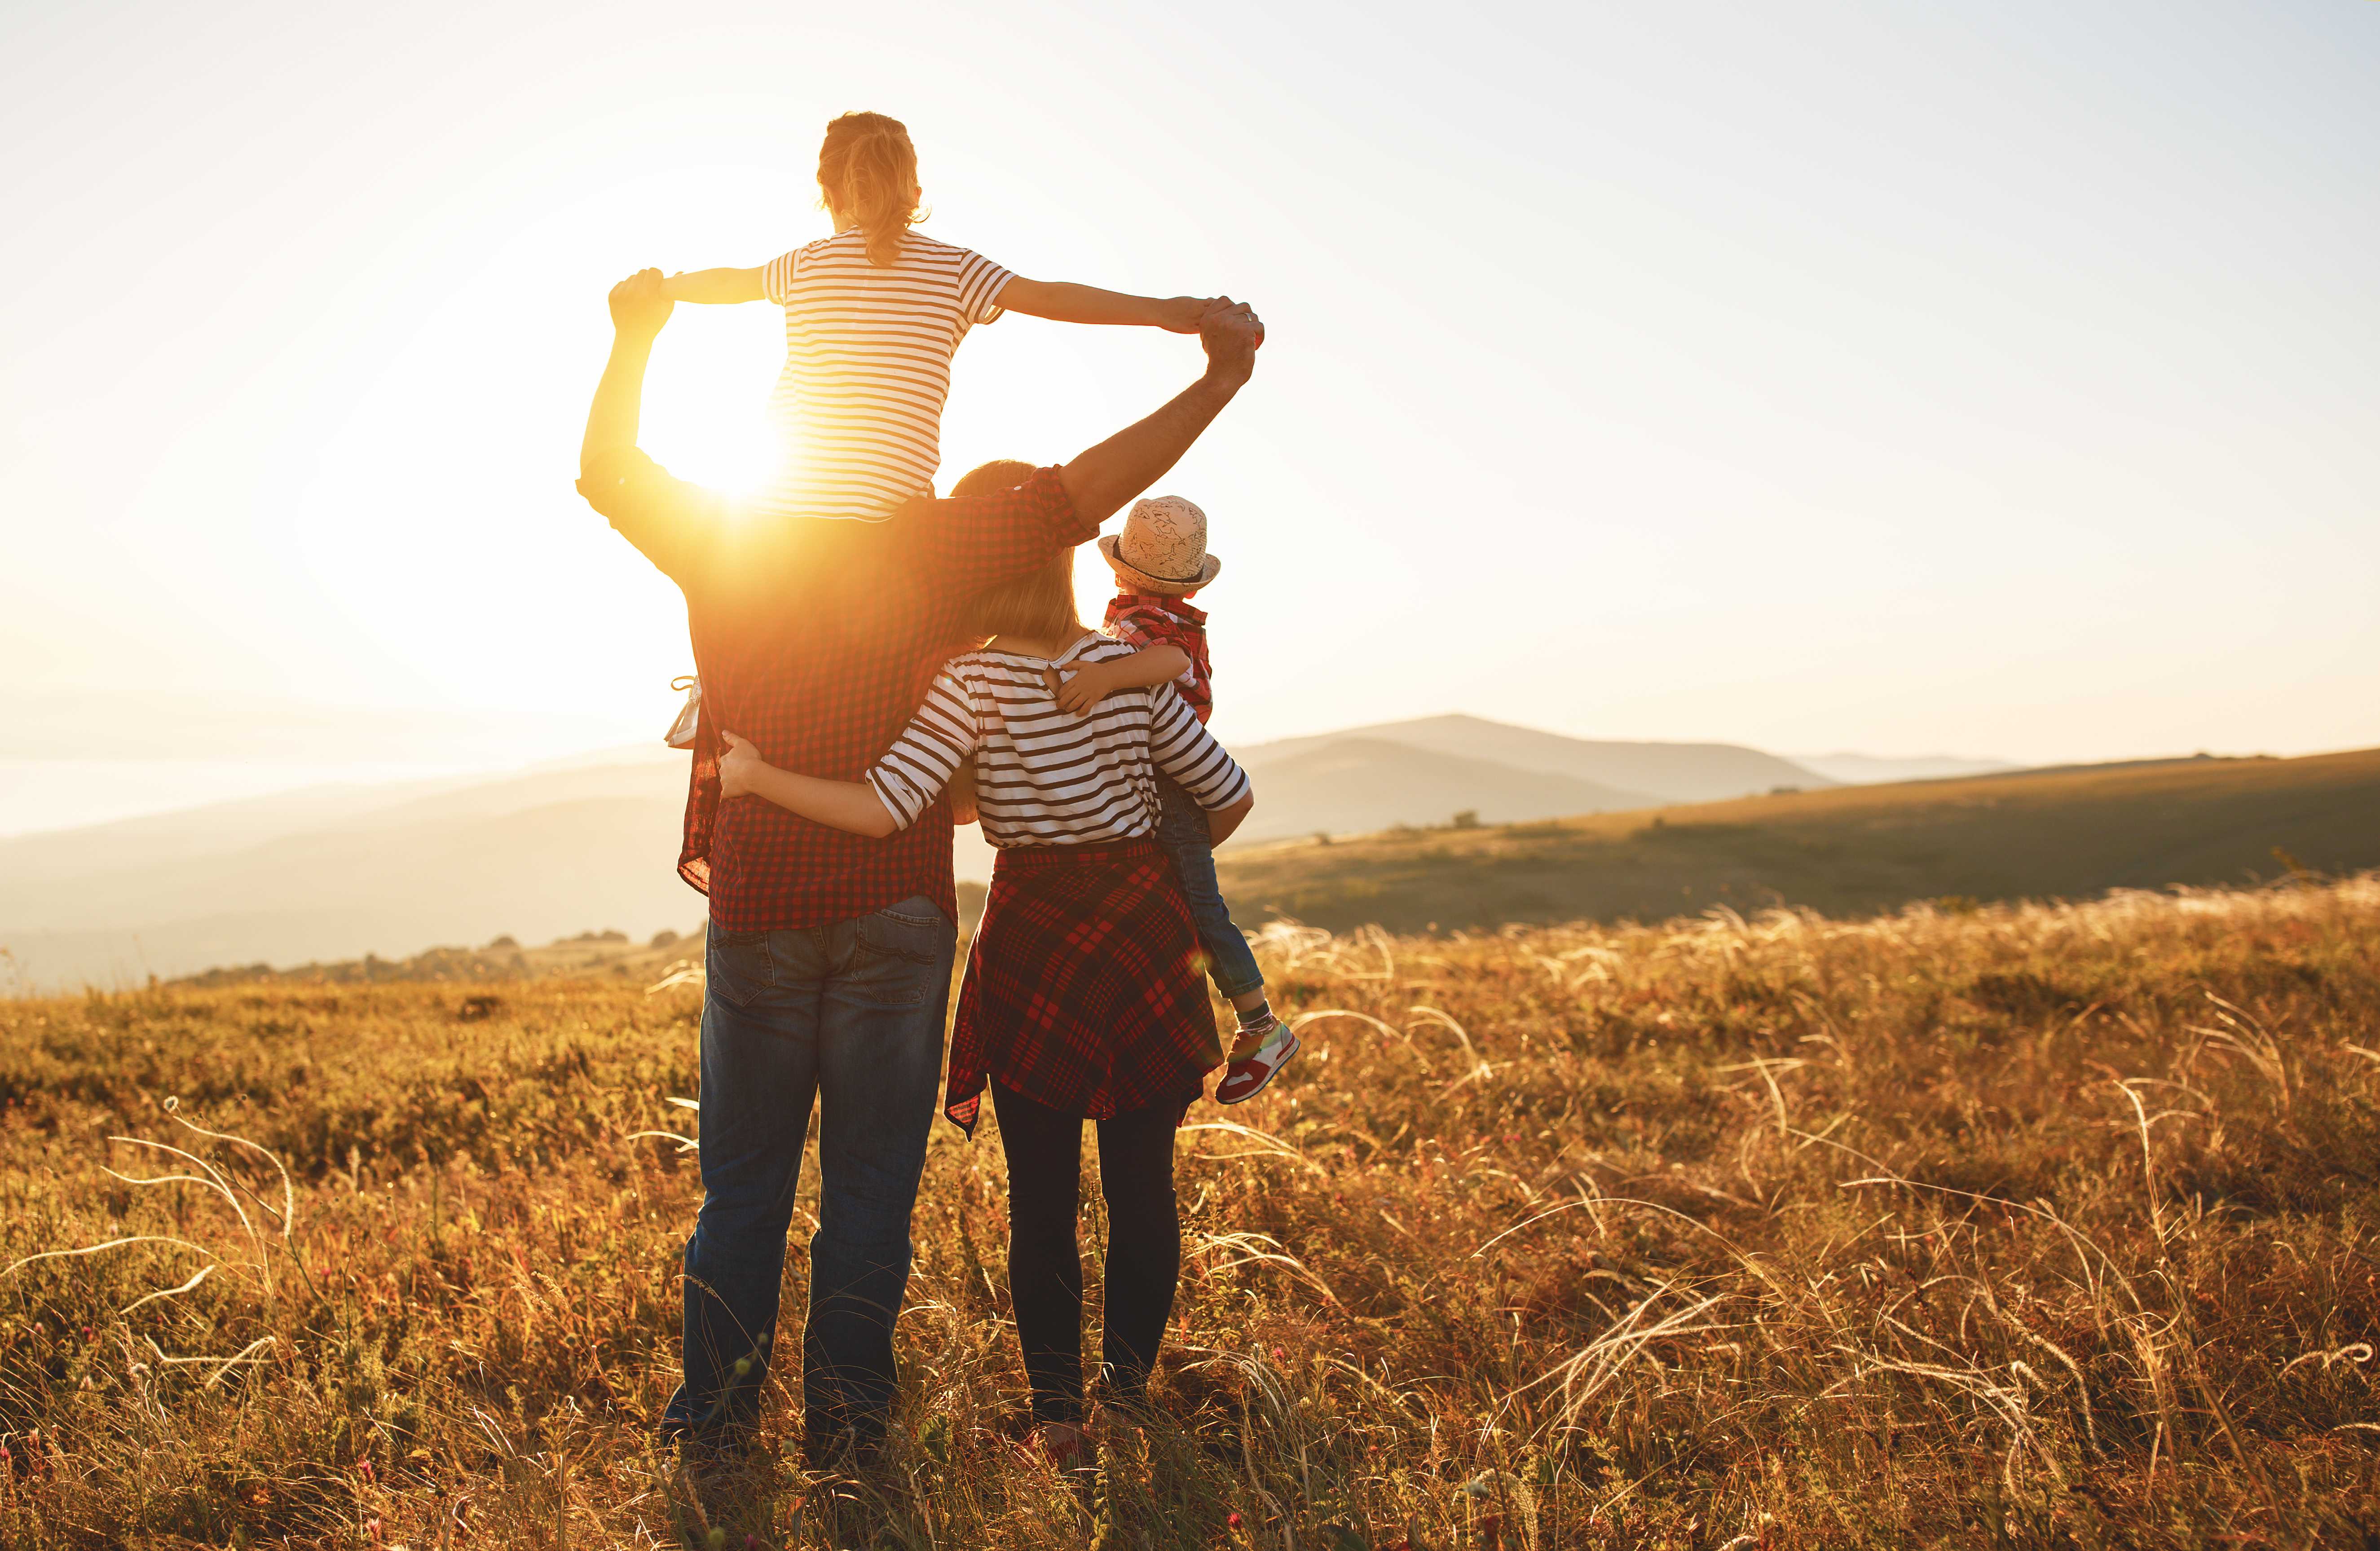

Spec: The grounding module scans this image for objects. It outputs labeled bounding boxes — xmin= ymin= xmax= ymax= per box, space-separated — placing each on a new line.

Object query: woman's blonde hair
xmin=818 ymin=111 xmax=925 ymax=269
xmin=966 ymin=546 xmax=1084 ymax=644
xmin=948 ymin=459 xmax=1080 ymax=645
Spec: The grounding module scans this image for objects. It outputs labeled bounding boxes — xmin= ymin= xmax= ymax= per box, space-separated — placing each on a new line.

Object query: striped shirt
xmin=756 ymin=229 xmax=1013 ymax=521
xmin=867 ymin=638 xmax=1251 ymax=846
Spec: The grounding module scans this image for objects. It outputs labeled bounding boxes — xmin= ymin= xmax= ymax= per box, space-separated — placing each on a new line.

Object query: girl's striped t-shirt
xmin=756 ymin=228 xmax=1013 ymax=522
xmin=866 ymin=638 xmax=1251 ymax=847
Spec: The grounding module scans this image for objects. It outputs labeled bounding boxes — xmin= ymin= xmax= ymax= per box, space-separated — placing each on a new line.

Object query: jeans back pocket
xmin=706 ymin=930 xmax=775 ymax=1009
xmin=847 ymin=899 xmax=950 ymax=1008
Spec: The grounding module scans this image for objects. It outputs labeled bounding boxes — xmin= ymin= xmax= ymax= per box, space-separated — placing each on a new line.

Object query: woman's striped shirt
xmin=756 ymin=228 xmax=1013 ymax=522
xmin=866 ymin=638 xmax=1252 ymax=847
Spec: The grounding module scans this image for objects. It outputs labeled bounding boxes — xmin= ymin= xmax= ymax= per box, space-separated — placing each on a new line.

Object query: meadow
xmin=3 ymin=874 xmax=2379 ymax=1547
xmin=1216 ymin=747 xmax=2380 ymax=935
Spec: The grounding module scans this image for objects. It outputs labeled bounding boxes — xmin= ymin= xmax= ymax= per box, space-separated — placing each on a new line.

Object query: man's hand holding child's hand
xmin=1155 ymin=296 xmax=1210 ymax=334
xmin=608 ymin=268 xmax=674 ymax=339
xmin=717 ymin=730 xmax=761 ymax=798
xmin=1199 ymin=297 xmax=1264 ymax=387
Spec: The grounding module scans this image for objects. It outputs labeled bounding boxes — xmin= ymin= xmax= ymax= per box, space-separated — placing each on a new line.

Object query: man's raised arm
xmin=1058 ymin=298 xmax=1263 ymax=526
xmin=577 ymin=269 xmax=734 ymax=589
xmin=580 ymin=268 xmax=674 ymax=476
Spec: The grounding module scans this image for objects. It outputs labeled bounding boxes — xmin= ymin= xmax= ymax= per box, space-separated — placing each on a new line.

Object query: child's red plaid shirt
xmin=1101 ymin=594 xmax=1213 ymax=724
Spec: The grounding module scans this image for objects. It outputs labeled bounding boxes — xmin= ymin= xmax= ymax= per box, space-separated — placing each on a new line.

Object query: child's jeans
xmin=1154 ymin=772 xmax=1265 ymax=1001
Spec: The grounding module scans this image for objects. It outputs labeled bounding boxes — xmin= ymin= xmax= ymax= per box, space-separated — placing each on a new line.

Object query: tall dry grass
xmin=2 ymin=877 xmax=2378 ymax=1547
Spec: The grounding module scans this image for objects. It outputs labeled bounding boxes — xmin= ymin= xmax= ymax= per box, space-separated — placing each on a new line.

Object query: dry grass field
xmin=3 ymin=874 xmax=2379 ymax=1547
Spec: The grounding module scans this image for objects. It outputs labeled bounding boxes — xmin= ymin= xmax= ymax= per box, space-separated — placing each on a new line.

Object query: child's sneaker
xmin=1215 ymin=1021 xmax=1300 ymax=1105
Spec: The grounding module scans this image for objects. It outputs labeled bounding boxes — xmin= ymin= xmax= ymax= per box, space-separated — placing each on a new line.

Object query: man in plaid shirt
xmin=577 ymin=268 xmax=1263 ymax=1460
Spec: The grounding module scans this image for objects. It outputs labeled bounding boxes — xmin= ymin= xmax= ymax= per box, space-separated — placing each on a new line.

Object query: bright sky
xmin=3 ymin=0 xmax=2375 ymax=834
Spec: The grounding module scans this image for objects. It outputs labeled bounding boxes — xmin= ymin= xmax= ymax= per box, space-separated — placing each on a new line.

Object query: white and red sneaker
xmin=1215 ymin=1022 xmax=1301 ymax=1105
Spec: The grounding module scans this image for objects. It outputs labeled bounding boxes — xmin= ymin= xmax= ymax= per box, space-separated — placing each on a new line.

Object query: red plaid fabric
xmin=577 ymin=447 xmax=1094 ymax=931
xmin=943 ymin=838 xmax=1223 ymax=1135
xmin=1102 ymin=594 xmax=1213 ymax=724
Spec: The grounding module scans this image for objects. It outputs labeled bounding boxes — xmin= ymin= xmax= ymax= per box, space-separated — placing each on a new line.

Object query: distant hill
xmin=1786 ymin=752 xmax=2020 ymax=785
xmin=3 ymin=718 xmax=1826 ymax=988
xmin=0 ymin=752 xmax=707 ymax=992
xmin=1233 ymin=715 xmax=1834 ymax=804
xmin=13 ymin=716 xmax=2327 ymax=991
xmin=1214 ymin=748 xmax=2380 ymax=934
xmin=1225 ymin=738 xmax=1661 ymax=842
xmin=0 ymin=794 xmax=707 ymax=994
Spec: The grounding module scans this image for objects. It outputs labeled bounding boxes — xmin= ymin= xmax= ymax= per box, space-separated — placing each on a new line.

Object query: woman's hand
xmin=714 ymin=729 xmax=902 ymax=837
xmin=1205 ymin=790 xmax=1255 ymax=846
xmin=948 ymin=752 xmax=981 ymax=825
xmin=718 ymin=730 xmax=764 ymax=797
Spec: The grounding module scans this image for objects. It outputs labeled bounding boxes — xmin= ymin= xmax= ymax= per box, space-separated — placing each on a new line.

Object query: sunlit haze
xmin=4 ymin=0 xmax=2375 ymax=836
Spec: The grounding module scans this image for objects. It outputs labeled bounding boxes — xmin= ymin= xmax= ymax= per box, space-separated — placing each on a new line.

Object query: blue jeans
xmin=660 ymin=896 xmax=956 ymax=1446
xmin=1154 ymin=773 xmax=1265 ymax=1001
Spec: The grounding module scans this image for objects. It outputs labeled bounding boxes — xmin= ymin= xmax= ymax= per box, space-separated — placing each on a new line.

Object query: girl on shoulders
xmin=665 ymin=110 xmax=1220 ymax=523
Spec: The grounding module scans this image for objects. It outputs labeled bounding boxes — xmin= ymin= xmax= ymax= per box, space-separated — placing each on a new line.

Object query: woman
xmin=716 ymin=532 xmax=1253 ymax=1461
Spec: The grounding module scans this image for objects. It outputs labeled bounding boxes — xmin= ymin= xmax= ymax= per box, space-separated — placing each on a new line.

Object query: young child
xmin=661 ymin=110 xmax=1213 ymax=522
xmin=1049 ymin=496 xmax=1298 ymax=1103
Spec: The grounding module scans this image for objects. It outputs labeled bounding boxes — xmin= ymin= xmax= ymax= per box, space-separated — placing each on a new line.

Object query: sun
xmin=636 ymin=307 xmax=784 ymax=501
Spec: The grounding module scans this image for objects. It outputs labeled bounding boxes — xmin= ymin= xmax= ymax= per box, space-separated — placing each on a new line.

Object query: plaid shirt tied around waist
xmin=944 ymin=837 xmax=1221 ymax=1134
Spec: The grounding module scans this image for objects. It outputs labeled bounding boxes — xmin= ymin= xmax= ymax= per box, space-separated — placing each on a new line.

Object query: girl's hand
xmin=1155 ymin=296 xmax=1210 ymax=334
xmin=717 ymin=730 xmax=762 ymax=797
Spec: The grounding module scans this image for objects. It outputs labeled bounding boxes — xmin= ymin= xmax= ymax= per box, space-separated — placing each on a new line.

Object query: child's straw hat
xmin=1097 ymin=496 xmax=1222 ymax=595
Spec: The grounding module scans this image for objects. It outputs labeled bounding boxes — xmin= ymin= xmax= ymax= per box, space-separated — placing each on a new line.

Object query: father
xmin=576 ymin=268 xmax=1262 ymax=1461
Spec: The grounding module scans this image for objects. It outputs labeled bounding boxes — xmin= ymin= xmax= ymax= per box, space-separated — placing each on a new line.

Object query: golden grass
xmin=3 ymin=876 xmax=2379 ymax=1547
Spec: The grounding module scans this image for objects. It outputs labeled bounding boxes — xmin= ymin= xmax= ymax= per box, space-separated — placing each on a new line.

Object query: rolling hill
xmin=1213 ymin=746 xmax=2380 ymax=934
xmin=0 ymin=751 xmax=706 ymax=992
xmin=0 ymin=718 xmax=1864 ymax=989
xmin=1786 ymin=751 xmax=2020 ymax=784
xmin=1234 ymin=715 xmax=1835 ymax=804
xmin=1225 ymin=737 xmax=1661 ymax=842
xmin=19 ymin=715 xmax=2332 ymax=992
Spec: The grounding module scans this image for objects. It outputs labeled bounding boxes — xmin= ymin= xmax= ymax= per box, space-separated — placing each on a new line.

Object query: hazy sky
xmin=3 ymin=0 xmax=2375 ymax=833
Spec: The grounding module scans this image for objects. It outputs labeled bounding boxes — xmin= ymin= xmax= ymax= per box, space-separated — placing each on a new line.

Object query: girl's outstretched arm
xmin=718 ymin=731 xmax=899 ymax=837
xmin=662 ymin=267 xmax=767 ymax=304
xmin=998 ymin=278 xmax=1206 ymax=333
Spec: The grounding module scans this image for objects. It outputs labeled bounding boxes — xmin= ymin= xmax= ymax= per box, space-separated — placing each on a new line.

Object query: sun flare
xmin=636 ymin=309 xmax=785 ymax=502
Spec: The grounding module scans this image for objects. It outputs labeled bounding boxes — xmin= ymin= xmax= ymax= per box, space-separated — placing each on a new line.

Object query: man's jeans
xmin=1154 ymin=772 xmax=1265 ymax=1000
xmin=660 ymin=896 xmax=955 ymax=1446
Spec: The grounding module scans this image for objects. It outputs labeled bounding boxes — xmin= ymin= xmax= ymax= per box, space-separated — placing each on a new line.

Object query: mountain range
xmin=2 ymin=718 xmax=2012 ymax=991
xmin=1229 ymin=715 xmax=1862 ymax=840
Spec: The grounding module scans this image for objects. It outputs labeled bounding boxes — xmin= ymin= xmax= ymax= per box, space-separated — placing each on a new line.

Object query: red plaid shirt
xmin=577 ymin=447 xmax=1095 ymax=931
xmin=1102 ymin=594 xmax=1213 ymax=724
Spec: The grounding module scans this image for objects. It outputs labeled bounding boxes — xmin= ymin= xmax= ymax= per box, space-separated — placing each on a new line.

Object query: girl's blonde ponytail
xmin=817 ymin=111 xmax=925 ymax=269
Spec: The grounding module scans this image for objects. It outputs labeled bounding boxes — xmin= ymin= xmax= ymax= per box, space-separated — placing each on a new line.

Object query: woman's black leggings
xmin=992 ymin=1082 xmax=1183 ymax=1426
